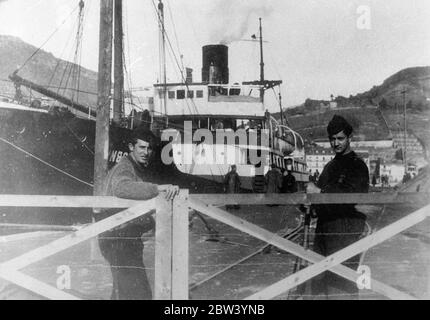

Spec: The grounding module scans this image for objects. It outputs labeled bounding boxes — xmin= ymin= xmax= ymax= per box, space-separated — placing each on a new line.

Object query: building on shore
xmin=305 ymin=145 xmax=370 ymax=176
xmin=380 ymin=161 xmax=405 ymax=186
xmin=315 ymin=139 xmax=393 ymax=150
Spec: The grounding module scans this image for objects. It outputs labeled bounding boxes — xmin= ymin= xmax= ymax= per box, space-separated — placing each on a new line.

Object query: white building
xmin=305 ymin=147 xmax=334 ymax=175
xmin=380 ymin=162 xmax=405 ymax=186
xmin=315 ymin=140 xmax=393 ymax=149
xmin=306 ymin=146 xmax=370 ymax=176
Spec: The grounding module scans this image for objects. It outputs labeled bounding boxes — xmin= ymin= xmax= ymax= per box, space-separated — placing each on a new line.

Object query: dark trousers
xmin=310 ymin=216 xmax=365 ymax=300
xmin=98 ymin=223 xmax=152 ymax=300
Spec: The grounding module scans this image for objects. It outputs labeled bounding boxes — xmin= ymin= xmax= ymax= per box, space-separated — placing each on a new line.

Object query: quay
xmin=0 ymin=191 xmax=429 ymax=300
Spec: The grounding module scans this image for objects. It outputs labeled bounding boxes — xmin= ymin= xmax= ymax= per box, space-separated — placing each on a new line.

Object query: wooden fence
xmin=0 ymin=192 xmax=429 ymax=300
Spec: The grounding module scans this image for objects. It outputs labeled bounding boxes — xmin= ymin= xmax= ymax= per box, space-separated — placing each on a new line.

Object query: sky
xmin=0 ymin=0 xmax=429 ymax=110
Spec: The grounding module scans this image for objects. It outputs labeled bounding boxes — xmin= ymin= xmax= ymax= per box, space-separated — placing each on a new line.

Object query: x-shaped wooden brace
xmin=190 ymin=198 xmax=430 ymax=300
xmin=0 ymin=199 xmax=156 ymax=300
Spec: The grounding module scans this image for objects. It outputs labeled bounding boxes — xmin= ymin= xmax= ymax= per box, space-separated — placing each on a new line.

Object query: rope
xmin=166 ymin=0 xmax=182 ymax=65
xmin=47 ymin=32 xmax=75 ymax=88
xmin=16 ymin=4 xmax=80 ymax=73
xmin=123 ymin=1 xmax=136 ymax=109
xmin=72 ymin=3 xmax=86 ymax=103
xmin=0 ymin=137 xmax=93 ymax=188
xmin=151 ymin=0 xmax=198 ymax=116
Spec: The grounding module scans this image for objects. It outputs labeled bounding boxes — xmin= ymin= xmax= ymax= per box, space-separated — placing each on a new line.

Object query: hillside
xmin=287 ymin=106 xmax=390 ymax=143
xmin=280 ymin=66 xmax=430 ymax=160
xmin=361 ymin=67 xmax=430 ymax=111
xmin=0 ymin=35 xmax=97 ymax=108
xmin=283 ymin=66 xmax=430 ymax=116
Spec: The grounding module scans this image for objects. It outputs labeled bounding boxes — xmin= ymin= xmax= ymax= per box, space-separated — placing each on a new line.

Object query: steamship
xmin=147 ymin=43 xmax=308 ymax=192
xmin=0 ymin=1 xmax=307 ymax=227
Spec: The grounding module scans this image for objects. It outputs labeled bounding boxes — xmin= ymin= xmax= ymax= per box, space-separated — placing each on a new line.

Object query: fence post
xmin=172 ymin=189 xmax=189 ymax=300
xmin=154 ymin=195 xmax=173 ymax=299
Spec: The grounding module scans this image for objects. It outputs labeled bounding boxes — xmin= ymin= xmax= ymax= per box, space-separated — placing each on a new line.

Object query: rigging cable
xmin=267 ymin=46 xmax=282 ymax=80
xmin=123 ymin=0 xmax=144 ymax=116
xmin=150 ymin=1 xmax=224 ymax=190
xmin=15 ymin=4 xmax=80 ymax=73
xmin=58 ymin=117 xmax=95 ymax=156
xmin=123 ymin=0 xmax=133 ymax=108
xmin=56 ymin=17 xmax=80 ymax=98
xmin=47 ymin=24 xmax=76 ymax=89
xmin=53 ymin=1 xmax=86 ymax=106
xmin=0 ymin=137 xmax=93 ymax=188
xmin=73 ymin=0 xmax=87 ymax=103
xmin=166 ymin=0 xmax=184 ymax=78
xmin=151 ymin=1 xmax=239 ymax=186
xmin=151 ymin=0 xmax=198 ymax=115
xmin=60 ymin=5 xmax=84 ymax=103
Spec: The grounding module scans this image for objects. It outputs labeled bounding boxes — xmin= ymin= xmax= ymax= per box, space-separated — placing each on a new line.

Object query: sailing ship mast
xmin=158 ymin=0 xmax=168 ymax=118
xmin=8 ymin=0 xmax=94 ymax=118
xmin=94 ymin=0 xmax=114 ymax=196
xmin=259 ymin=18 xmax=265 ymax=103
xmin=402 ymin=88 xmax=407 ymax=172
xmin=243 ymin=18 xmax=282 ymax=100
xmin=113 ymin=0 xmax=124 ymax=124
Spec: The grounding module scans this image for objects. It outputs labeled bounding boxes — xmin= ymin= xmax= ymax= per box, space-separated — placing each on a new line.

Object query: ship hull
xmin=0 ymin=104 xmax=226 ymax=227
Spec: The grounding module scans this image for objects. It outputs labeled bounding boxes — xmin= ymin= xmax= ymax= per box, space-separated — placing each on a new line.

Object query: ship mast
xmin=158 ymin=0 xmax=167 ymax=117
xmin=9 ymin=0 xmax=93 ymax=118
xmin=94 ymin=0 xmax=113 ymax=196
xmin=402 ymin=88 xmax=407 ymax=172
xmin=279 ymin=91 xmax=285 ymax=125
xmin=259 ymin=17 xmax=265 ymax=103
xmin=113 ymin=0 xmax=124 ymax=124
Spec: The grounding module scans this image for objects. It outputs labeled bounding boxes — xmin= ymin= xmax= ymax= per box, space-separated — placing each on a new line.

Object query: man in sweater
xmin=307 ymin=115 xmax=369 ymax=299
xmin=97 ymin=128 xmax=178 ymax=300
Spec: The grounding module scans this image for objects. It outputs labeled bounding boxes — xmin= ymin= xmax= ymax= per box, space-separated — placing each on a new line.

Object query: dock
xmin=1 ymin=192 xmax=429 ymax=300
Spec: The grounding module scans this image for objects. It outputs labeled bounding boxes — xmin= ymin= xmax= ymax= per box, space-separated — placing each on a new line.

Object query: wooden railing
xmin=0 ymin=192 xmax=429 ymax=300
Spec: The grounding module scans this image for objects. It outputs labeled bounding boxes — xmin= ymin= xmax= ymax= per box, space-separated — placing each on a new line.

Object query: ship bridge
xmin=151 ymin=82 xmax=265 ymax=118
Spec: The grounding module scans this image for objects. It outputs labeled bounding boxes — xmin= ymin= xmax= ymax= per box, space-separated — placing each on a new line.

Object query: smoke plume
xmin=208 ymin=0 xmax=273 ymax=45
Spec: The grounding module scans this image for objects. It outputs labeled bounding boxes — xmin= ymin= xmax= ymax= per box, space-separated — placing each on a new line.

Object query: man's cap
xmin=327 ymin=115 xmax=353 ymax=136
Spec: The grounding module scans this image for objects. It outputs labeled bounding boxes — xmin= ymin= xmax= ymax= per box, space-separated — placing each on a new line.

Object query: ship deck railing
xmin=0 ymin=192 xmax=428 ymax=300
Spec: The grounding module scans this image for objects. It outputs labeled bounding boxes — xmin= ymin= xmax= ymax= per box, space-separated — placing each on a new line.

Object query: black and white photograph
xmin=0 ymin=0 xmax=429 ymax=306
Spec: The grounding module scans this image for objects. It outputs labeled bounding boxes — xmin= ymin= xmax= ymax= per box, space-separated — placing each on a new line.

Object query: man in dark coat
xmin=372 ymin=174 xmax=377 ymax=187
xmin=313 ymin=169 xmax=320 ymax=183
xmin=282 ymin=170 xmax=298 ymax=193
xmin=96 ymin=128 xmax=178 ymax=300
xmin=265 ymin=164 xmax=282 ymax=193
xmin=307 ymin=115 xmax=369 ymax=299
xmin=309 ymin=170 xmax=314 ymax=183
xmin=224 ymin=164 xmax=241 ymax=209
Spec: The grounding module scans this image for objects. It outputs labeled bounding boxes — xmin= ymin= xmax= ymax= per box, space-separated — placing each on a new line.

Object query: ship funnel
xmin=202 ymin=45 xmax=229 ymax=84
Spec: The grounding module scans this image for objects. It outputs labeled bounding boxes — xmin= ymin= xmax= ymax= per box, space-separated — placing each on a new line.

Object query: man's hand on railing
xmin=158 ymin=185 xmax=180 ymax=201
